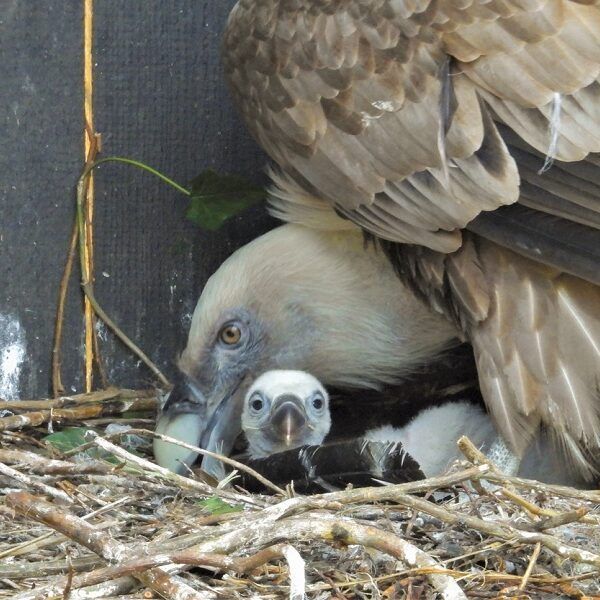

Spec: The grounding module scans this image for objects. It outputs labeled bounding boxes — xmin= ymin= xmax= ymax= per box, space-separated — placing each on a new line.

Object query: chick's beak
xmin=270 ymin=394 xmax=307 ymax=447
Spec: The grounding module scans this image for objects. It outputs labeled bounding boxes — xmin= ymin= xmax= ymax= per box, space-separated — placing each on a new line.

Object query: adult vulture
xmin=154 ymin=0 xmax=600 ymax=480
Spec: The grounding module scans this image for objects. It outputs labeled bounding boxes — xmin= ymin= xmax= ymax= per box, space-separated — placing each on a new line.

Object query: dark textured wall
xmin=0 ymin=2 xmax=273 ymax=399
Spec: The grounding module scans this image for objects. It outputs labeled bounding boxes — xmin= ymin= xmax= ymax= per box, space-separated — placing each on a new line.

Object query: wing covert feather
xmin=382 ymin=236 xmax=600 ymax=474
xmin=225 ymin=0 xmax=600 ymax=257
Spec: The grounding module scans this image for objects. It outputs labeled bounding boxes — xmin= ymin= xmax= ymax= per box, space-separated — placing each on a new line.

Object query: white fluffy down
xmin=244 ymin=371 xmax=587 ymax=486
xmin=365 ymin=403 xmax=495 ymax=478
xmin=366 ymin=402 xmax=586 ymax=486
xmin=247 ymin=370 xmax=328 ymax=404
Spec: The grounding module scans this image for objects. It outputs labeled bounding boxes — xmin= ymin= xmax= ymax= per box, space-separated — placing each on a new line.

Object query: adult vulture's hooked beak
xmin=153 ymin=374 xmax=244 ymax=479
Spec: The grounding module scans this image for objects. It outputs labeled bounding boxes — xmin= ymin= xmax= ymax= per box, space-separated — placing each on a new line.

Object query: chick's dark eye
xmin=312 ymin=396 xmax=323 ymax=410
xmin=219 ymin=324 xmax=241 ymax=345
xmin=250 ymin=397 xmax=264 ymax=412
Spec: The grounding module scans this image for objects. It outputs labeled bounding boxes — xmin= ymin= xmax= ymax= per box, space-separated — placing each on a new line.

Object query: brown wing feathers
xmin=224 ymin=0 xmax=600 ymax=475
xmin=224 ymin=0 xmax=523 ymax=250
xmin=473 ymin=244 xmax=600 ymax=476
xmin=381 ymin=237 xmax=600 ymax=475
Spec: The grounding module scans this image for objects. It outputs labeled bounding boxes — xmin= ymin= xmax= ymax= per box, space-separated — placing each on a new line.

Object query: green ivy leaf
xmin=197 ymin=496 xmax=243 ymax=515
xmin=44 ymin=427 xmax=91 ymax=453
xmin=44 ymin=427 xmax=141 ymax=464
xmin=186 ymin=169 xmax=266 ymax=230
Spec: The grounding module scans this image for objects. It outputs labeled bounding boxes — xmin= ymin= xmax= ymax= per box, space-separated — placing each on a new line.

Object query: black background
xmin=1 ymin=2 xmax=274 ymax=398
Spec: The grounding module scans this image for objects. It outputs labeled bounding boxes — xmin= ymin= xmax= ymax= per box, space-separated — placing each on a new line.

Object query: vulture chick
xmin=242 ymin=370 xmax=331 ymax=458
xmin=243 ymin=370 xmax=587 ymax=487
xmin=155 ymin=0 xmax=600 ymax=479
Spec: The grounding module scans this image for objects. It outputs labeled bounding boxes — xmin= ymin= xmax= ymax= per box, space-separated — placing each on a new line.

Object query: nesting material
xmin=0 ymin=388 xmax=599 ymax=599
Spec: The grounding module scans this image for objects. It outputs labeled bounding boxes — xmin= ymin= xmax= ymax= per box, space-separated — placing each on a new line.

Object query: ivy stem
xmin=75 ymin=157 xmax=184 ymax=389
xmin=85 ymin=157 xmax=191 ymax=196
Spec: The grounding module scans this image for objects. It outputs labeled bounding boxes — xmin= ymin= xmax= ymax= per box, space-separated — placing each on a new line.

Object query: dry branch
xmin=0 ymin=449 xmax=111 ymax=476
xmin=458 ymin=435 xmax=600 ymax=503
xmin=386 ymin=490 xmax=600 ymax=570
xmin=0 ymin=462 xmax=73 ymax=505
xmin=52 ymin=544 xmax=287 ymax=592
xmin=134 ymin=428 xmax=286 ymax=495
xmin=166 ymin=513 xmax=466 ymax=600
xmin=88 ymin=432 xmax=260 ymax=506
xmin=531 ymin=508 xmax=590 ymax=531
xmin=1 ymin=394 xmax=598 ymax=599
xmin=0 ymin=389 xmax=158 ymax=433
xmin=6 ymin=492 xmax=207 ymax=600
xmin=0 ymin=411 xmax=50 ymax=433
xmin=0 ymin=388 xmax=156 ymax=411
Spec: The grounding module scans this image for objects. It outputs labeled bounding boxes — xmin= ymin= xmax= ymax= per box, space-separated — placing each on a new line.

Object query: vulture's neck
xmin=275 ymin=227 xmax=459 ymax=388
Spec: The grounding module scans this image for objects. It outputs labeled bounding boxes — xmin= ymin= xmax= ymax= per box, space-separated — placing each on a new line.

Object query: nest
xmin=1 ymin=388 xmax=599 ymax=599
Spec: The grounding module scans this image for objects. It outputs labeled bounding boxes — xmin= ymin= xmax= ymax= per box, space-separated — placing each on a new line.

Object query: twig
xmin=6 ymin=492 xmax=207 ymax=600
xmin=0 ymin=389 xmax=157 ymax=432
xmin=130 ymin=428 xmax=286 ymax=496
xmin=0 ymin=496 xmax=133 ymax=560
xmin=485 ymin=472 xmax=600 ymax=504
xmin=56 ymin=511 xmax=466 ymax=600
xmin=81 ymin=282 xmax=171 ymax=388
xmin=178 ymin=514 xmax=467 ymax=600
xmin=316 ymin=464 xmax=490 ymax=506
xmin=88 ymin=431 xmax=260 ymax=505
xmin=499 ymin=488 xmax=596 ymax=528
xmin=50 ymin=544 xmax=287 ymax=592
xmin=91 ymin=313 xmax=109 ymax=388
xmin=61 ymin=551 xmax=74 ymax=598
xmin=146 ymin=465 xmax=489 ymax=548
xmin=0 ymin=387 xmax=156 ymax=411
xmin=301 ymin=567 xmax=600 ymax=595
xmin=531 ymin=508 xmax=590 ymax=531
xmin=75 ymin=162 xmax=172 ymax=388
xmin=136 ymin=512 xmax=469 ymax=598
xmin=52 ymin=219 xmax=79 ymax=398
xmin=0 ymin=449 xmax=111 ymax=476
xmin=519 ymin=542 xmax=541 ymax=591
xmin=0 ymin=556 xmax=102 ymax=579
xmin=0 ymin=462 xmax=73 ymax=505
xmin=65 ymin=147 xmax=212 ymax=396
xmin=457 ymin=435 xmax=499 ymax=470
xmin=82 ymin=0 xmax=98 ymax=393
xmin=458 ymin=435 xmax=600 ymax=503
xmin=499 ymin=487 xmax=551 ymax=518
xmin=69 ymin=578 xmax=145 ymax=599
xmin=382 ymin=491 xmax=600 ymax=570
xmin=82 ymin=417 xmax=155 ymax=426
xmin=0 ymin=411 xmax=50 ymax=432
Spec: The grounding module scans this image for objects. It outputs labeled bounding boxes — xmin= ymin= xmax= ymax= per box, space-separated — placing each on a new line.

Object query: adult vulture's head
xmin=154 ymin=225 xmax=456 ymax=475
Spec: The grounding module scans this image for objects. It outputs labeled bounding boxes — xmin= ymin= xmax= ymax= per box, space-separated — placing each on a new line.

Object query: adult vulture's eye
xmin=219 ymin=324 xmax=241 ymax=345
